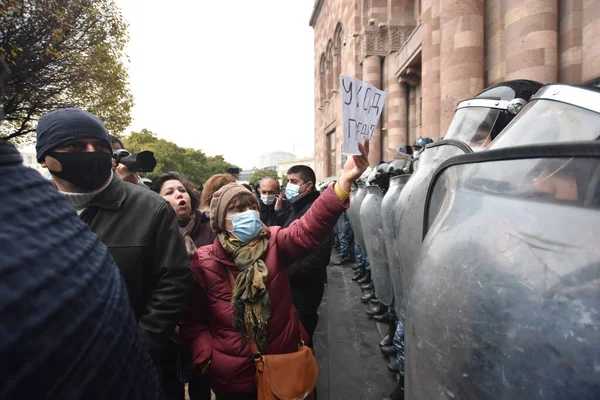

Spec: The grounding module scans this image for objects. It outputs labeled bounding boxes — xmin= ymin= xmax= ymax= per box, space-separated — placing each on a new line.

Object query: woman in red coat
xmin=182 ymin=142 xmax=370 ymax=400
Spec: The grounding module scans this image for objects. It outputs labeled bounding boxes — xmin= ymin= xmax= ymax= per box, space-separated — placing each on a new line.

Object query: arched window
xmin=326 ymin=40 xmax=334 ymax=96
xmin=319 ymin=54 xmax=326 ymax=105
xmin=333 ymin=24 xmax=343 ymax=91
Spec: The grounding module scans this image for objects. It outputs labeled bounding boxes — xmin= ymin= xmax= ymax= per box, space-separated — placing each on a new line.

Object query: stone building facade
xmin=310 ymin=0 xmax=600 ymax=179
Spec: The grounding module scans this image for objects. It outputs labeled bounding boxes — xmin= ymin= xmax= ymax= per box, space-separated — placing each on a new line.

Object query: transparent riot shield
xmin=347 ymin=182 xmax=369 ymax=254
xmin=392 ymin=140 xmax=472 ymax=321
xmin=359 ymin=186 xmax=392 ymax=305
xmin=489 ymin=84 xmax=600 ymax=149
xmin=381 ymin=175 xmax=411 ymax=309
xmin=350 ymin=182 xmax=368 ymax=255
xmin=407 ymin=143 xmax=600 ymax=400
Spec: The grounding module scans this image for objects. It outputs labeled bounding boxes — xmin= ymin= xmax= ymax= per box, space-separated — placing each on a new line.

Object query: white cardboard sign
xmin=340 ymin=75 xmax=387 ymax=155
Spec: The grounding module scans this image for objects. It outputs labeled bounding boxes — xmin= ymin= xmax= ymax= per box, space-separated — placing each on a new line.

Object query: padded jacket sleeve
xmin=275 ymin=185 xmax=348 ymax=266
xmin=140 ymin=202 xmax=192 ymax=352
xmin=179 ymin=280 xmax=213 ymax=369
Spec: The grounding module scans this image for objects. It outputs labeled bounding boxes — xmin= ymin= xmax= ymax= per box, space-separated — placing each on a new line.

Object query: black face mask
xmin=47 ymin=151 xmax=112 ymax=191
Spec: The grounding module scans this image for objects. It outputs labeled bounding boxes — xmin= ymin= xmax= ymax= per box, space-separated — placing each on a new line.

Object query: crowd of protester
xmin=0 ymin=53 xmax=372 ymax=400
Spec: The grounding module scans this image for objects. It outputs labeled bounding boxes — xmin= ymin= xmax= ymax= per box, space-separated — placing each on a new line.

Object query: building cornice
xmin=309 ymin=0 xmax=325 ymax=28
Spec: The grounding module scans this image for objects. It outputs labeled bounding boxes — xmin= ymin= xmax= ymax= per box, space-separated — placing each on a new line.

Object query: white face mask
xmin=261 ymin=194 xmax=276 ymax=205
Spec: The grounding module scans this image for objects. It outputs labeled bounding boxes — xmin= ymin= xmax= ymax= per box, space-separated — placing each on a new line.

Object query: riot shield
xmin=407 ymin=143 xmax=600 ymax=400
xmin=347 ymin=182 xmax=368 ymax=253
xmin=346 ymin=189 xmax=360 ymax=247
xmin=392 ymin=140 xmax=472 ymax=321
xmin=359 ymin=186 xmax=392 ymax=305
xmin=490 ymin=84 xmax=600 ymax=149
xmin=380 ymin=175 xmax=411 ymax=307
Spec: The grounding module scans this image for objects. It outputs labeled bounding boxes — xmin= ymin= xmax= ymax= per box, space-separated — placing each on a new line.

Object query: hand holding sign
xmin=341 ymin=75 xmax=387 ymax=155
xmin=338 ymin=139 xmax=370 ymax=193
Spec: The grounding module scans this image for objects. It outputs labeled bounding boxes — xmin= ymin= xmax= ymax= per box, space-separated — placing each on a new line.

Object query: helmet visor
xmin=445 ymin=108 xmax=501 ymax=147
xmin=489 ymin=99 xmax=600 ymax=149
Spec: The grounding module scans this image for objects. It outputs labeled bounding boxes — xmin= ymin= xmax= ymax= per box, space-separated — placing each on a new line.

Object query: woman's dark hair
xmin=109 ymin=135 xmax=125 ymax=149
xmin=151 ymin=173 xmax=199 ymax=213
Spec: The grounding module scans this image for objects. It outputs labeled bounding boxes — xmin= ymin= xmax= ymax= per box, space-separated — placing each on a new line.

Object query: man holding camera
xmin=110 ymin=134 xmax=152 ymax=186
xmin=36 ymin=108 xmax=191 ymax=389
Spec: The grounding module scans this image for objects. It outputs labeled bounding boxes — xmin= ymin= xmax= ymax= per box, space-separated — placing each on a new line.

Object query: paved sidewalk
xmin=314 ymin=262 xmax=397 ymax=400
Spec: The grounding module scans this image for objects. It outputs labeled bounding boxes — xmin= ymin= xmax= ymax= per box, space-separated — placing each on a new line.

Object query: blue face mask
xmin=228 ymin=210 xmax=263 ymax=243
xmin=285 ymin=183 xmax=306 ymax=203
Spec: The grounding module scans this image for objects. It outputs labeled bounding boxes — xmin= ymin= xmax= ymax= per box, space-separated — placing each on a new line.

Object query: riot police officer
xmin=386 ymin=79 xmax=543 ymax=400
xmin=406 ymin=83 xmax=600 ymax=400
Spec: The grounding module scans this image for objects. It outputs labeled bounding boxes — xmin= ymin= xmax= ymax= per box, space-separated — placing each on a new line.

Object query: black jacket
xmin=259 ymin=198 xmax=291 ymax=227
xmin=283 ymin=190 xmax=331 ymax=314
xmin=79 ymin=174 xmax=192 ymax=352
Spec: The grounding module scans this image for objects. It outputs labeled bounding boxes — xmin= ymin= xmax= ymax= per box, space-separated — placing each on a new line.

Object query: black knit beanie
xmin=35 ymin=108 xmax=112 ymax=162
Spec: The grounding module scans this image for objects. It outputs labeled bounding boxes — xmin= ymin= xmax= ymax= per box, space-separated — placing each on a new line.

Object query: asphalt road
xmin=314 ymin=259 xmax=398 ymax=400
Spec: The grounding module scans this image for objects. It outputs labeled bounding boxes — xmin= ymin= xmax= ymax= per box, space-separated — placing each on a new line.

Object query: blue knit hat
xmin=35 ymin=108 xmax=112 ymax=162
xmin=0 ymin=141 xmax=161 ymax=399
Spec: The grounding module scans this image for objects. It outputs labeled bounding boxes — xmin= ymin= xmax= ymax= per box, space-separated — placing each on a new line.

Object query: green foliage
xmin=0 ymin=0 xmax=134 ymax=142
xmin=280 ymin=173 xmax=288 ymax=187
xmin=249 ymin=169 xmax=279 ymax=184
xmin=122 ymin=129 xmax=239 ymax=185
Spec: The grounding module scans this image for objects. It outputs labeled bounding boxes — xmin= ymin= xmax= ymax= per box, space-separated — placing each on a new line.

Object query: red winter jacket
xmin=181 ymin=185 xmax=348 ymax=394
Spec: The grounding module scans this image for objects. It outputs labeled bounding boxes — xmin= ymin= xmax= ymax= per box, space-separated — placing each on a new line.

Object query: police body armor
xmin=407 ymin=143 xmax=600 ymax=399
xmin=381 ymin=174 xmax=411 ymax=309
xmin=359 ymin=185 xmax=390 ymax=304
xmin=347 ymin=181 xmax=369 ymax=255
xmin=391 ymin=79 xmax=543 ymax=322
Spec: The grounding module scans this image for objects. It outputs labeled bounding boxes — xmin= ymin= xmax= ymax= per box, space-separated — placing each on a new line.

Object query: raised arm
xmin=275 ymin=140 xmax=370 ymax=265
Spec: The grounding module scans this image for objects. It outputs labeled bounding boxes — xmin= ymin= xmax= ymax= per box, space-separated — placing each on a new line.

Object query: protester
xmin=110 ymin=134 xmax=125 ymax=150
xmin=108 ymin=134 xmax=144 ymax=185
xmin=283 ymin=165 xmax=331 ymax=345
xmin=153 ymin=173 xmax=216 ymax=256
xmin=150 ymin=173 xmax=213 ymax=400
xmin=35 ymin=108 xmax=192 ymax=396
xmin=0 ymin=57 xmax=161 ymax=400
xmin=182 ymin=141 xmax=370 ymax=400
xmin=334 ymin=211 xmax=354 ymax=265
xmin=258 ymin=176 xmax=290 ymax=226
xmin=200 ymin=173 xmax=236 ymax=212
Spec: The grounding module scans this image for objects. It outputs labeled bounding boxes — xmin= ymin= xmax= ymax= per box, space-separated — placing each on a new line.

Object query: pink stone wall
xmin=420 ymin=0 xmax=441 ymax=139
xmin=439 ymin=0 xmax=484 ymax=135
xmin=312 ymin=0 xmax=600 ymax=177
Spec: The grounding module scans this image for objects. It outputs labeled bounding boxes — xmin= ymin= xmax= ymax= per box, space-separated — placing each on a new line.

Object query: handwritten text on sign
xmin=341 ymin=75 xmax=387 ymax=155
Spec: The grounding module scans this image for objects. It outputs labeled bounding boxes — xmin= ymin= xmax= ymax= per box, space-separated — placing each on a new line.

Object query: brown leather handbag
xmin=225 ymin=268 xmax=318 ymax=400
xmin=248 ymin=332 xmax=318 ymax=400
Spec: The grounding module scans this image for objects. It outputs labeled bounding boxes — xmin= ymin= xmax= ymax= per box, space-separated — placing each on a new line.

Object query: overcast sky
xmin=114 ymin=0 xmax=316 ymax=170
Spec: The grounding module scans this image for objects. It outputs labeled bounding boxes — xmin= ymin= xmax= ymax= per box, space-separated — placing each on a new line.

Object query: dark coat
xmin=189 ymin=210 xmax=217 ymax=248
xmin=283 ymin=190 xmax=332 ymax=316
xmin=181 ymin=186 xmax=348 ymax=394
xmin=0 ymin=141 xmax=161 ymax=399
xmin=79 ymin=174 xmax=192 ymax=352
xmin=259 ymin=198 xmax=291 ymax=227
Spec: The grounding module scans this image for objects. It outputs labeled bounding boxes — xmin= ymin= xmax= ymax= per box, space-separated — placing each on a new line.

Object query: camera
xmin=227 ymin=167 xmax=240 ymax=176
xmin=113 ymin=149 xmax=157 ymax=173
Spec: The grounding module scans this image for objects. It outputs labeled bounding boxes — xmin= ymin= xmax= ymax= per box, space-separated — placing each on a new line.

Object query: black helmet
xmin=387 ymin=159 xmax=408 ymax=174
xmin=445 ymin=80 xmax=544 ymax=148
xmin=414 ymin=137 xmax=433 ymax=149
xmin=377 ymin=162 xmax=390 ymax=173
